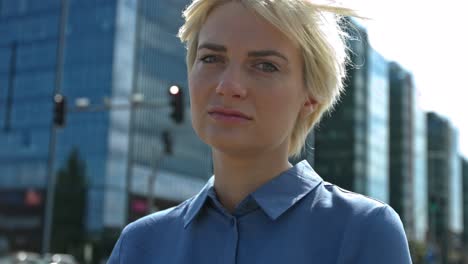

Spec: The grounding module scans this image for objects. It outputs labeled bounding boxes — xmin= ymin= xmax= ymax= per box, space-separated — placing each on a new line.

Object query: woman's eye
xmin=200 ymin=55 xmax=221 ymax=64
xmin=255 ymin=62 xmax=278 ymax=73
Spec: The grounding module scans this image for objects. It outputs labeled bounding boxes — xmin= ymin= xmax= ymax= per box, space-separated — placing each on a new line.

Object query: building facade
xmin=388 ymin=62 xmax=427 ymax=243
xmin=0 ymin=0 xmax=210 ymax=257
xmin=426 ymin=112 xmax=463 ymax=263
xmin=461 ymin=156 xmax=468 ymax=259
xmin=125 ymin=0 xmax=211 ymax=222
xmin=0 ymin=0 xmax=68 ymax=252
xmin=314 ymin=20 xmax=390 ymax=203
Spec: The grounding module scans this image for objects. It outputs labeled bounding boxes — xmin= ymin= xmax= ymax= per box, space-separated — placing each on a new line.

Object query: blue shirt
xmin=108 ymin=160 xmax=412 ymax=264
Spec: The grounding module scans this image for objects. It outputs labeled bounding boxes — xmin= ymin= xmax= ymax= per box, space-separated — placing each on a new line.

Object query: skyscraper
xmin=426 ymin=112 xmax=463 ymax=263
xmin=388 ymin=62 xmax=427 ymax=242
xmin=314 ymin=20 xmax=390 ymax=203
xmin=461 ymin=156 xmax=468 ymax=258
xmin=0 ymin=0 xmax=209 ymax=256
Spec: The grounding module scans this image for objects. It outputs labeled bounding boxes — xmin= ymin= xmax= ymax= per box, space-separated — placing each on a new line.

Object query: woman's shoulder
xmin=119 ymin=197 xmax=193 ymax=242
xmin=297 ymin=161 xmax=395 ymax=221
xmin=308 ymin=181 xmax=406 ymax=241
xmin=312 ymin=182 xmax=411 ymax=263
xmin=315 ymin=181 xmax=397 ymax=219
xmin=107 ymin=198 xmax=195 ymax=263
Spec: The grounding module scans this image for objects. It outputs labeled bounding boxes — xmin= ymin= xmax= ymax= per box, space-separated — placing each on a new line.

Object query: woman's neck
xmin=212 ymin=149 xmax=292 ymax=213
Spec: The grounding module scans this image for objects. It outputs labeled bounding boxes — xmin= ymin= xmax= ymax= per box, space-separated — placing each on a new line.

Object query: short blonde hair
xmin=178 ymin=0 xmax=357 ymax=158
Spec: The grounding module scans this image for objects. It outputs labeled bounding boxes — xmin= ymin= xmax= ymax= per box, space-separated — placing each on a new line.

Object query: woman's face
xmin=188 ymin=1 xmax=315 ymax=157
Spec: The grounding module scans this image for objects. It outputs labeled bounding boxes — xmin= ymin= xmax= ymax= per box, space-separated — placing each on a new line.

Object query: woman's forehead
xmin=197 ymin=2 xmax=299 ymax=54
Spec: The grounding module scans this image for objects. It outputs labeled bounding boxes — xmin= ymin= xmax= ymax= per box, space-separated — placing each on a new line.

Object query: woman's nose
xmin=215 ymin=64 xmax=247 ymax=99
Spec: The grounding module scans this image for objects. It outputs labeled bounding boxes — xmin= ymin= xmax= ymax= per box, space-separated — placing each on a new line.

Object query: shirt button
xmin=230 ymin=219 xmax=235 ymax=226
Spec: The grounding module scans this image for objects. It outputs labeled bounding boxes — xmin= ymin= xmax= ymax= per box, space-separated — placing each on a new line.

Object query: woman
xmin=109 ymin=0 xmax=412 ymax=263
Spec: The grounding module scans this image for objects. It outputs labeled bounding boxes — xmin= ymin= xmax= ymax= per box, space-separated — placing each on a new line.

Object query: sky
xmin=349 ymin=0 xmax=468 ymax=158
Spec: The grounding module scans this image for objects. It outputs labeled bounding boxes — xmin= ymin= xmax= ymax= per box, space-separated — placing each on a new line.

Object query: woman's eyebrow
xmin=248 ymin=50 xmax=288 ymax=62
xmin=197 ymin=43 xmax=288 ymax=62
xmin=198 ymin=43 xmax=227 ymax=52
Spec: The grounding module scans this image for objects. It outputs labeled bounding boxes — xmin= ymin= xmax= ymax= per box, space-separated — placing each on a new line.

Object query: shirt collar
xmin=183 ymin=160 xmax=323 ymax=228
xmin=183 ymin=176 xmax=214 ymax=228
xmin=250 ymin=160 xmax=323 ymax=220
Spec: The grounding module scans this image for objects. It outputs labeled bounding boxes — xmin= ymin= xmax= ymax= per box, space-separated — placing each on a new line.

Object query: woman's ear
xmin=299 ymin=97 xmax=318 ymax=120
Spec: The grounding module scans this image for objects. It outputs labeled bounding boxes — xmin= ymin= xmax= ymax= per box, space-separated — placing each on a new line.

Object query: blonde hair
xmin=178 ymin=0 xmax=357 ymax=158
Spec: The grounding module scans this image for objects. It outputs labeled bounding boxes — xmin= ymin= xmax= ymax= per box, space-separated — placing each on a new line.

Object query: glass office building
xmin=127 ymin=0 xmax=211 ymax=222
xmin=412 ymin=90 xmax=428 ymax=243
xmin=314 ymin=20 xmax=390 ymax=203
xmin=365 ymin=46 xmax=389 ymax=203
xmin=426 ymin=112 xmax=463 ymax=263
xmin=388 ymin=62 xmax=427 ymax=242
xmin=0 ymin=0 xmax=64 ymax=251
xmin=462 ymin=157 xmax=468 ymax=253
xmin=0 ymin=0 xmax=210 ymax=254
xmin=449 ymin=129 xmax=463 ymax=235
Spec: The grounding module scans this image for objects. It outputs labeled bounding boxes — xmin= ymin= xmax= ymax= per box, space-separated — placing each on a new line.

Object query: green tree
xmin=408 ymin=240 xmax=427 ymax=264
xmin=51 ymin=148 xmax=87 ymax=260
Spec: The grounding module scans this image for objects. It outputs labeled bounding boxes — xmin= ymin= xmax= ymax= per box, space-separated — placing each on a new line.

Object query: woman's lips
xmin=207 ymin=107 xmax=253 ymax=123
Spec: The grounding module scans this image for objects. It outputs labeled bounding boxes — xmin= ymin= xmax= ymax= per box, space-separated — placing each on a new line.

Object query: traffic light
xmin=168 ymin=85 xmax=184 ymax=124
xmin=53 ymin=94 xmax=66 ymax=127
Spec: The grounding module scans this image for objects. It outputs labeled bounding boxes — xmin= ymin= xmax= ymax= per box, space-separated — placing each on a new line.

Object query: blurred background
xmin=0 ymin=0 xmax=466 ymax=263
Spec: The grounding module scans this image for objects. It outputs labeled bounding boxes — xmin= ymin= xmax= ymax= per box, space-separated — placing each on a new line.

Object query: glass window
xmin=62 ymin=63 xmax=112 ymax=99
xmin=81 ymin=157 xmax=106 ymax=186
xmin=28 ymin=129 xmax=51 ymax=156
xmin=0 ymin=48 xmax=12 ymax=74
xmin=17 ymin=160 xmax=47 ymax=187
xmin=138 ymin=49 xmax=186 ymax=81
xmin=11 ymin=98 xmax=52 ymax=128
xmin=1 ymin=0 xmax=60 ymax=17
xmin=0 ymin=163 xmax=16 ymax=187
xmin=0 ymin=21 xmax=15 ymax=45
xmin=0 ymin=104 xmax=4 ymax=125
xmin=68 ymin=4 xmax=115 ymax=36
xmin=0 ymin=0 xmax=27 ymax=17
xmin=14 ymin=70 xmax=55 ymax=99
xmin=0 ymin=76 xmax=8 ymax=100
xmin=86 ymin=188 xmax=104 ymax=232
xmin=26 ymin=0 xmax=60 ymax=13
xmin=69 ymin=0 xmax=115 ymax=9
xmin=17 ymin=14 xmax=60 ymax=42
xmin=16 ymin=41 xmax=57 ymax=71
xmin=64 ymin=35 xmax=114 ymax=66
xmin=103 ymin=187 xmax=126 ymax=228
xmin=55 ymin=115 xmax=109 ymax=172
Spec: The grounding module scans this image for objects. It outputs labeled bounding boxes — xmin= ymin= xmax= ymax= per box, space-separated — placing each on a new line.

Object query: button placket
xmin=223 ymin=216 xmax=239 ymax=264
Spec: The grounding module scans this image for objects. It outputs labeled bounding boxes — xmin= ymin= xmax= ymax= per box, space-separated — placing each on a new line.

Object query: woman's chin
xmin=199 ymin=128 xmax=248 ymax=145
xmin=205 ymin=137 xmax=256 ymax=156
